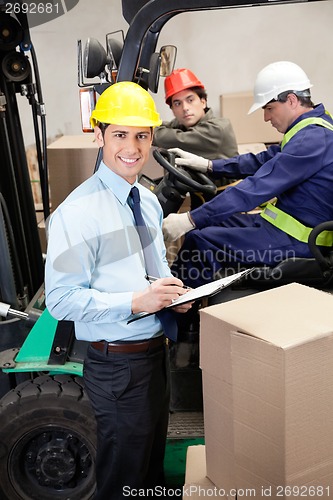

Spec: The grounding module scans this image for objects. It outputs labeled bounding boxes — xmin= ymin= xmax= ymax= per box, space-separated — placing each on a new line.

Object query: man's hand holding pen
xmin=131 ymin=276 xmax=193 ymax=315
xmin=146 ymin=275 xmax=191 ymax=289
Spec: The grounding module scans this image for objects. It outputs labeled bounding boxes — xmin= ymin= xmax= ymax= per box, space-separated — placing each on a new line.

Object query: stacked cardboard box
xmin=237 ymin=143 xmax=266 ymax=155
xmin=200 ymin=283 xmax=333 ymax=499
xmin=220 ymin=91 xmax=281 ymax=145
xmin=184 ymin=445 xmax=229 ymax=499
xmin=35 ymin=210 xmax=47 ymax=253
xmin=47 ymin=134 xmax=99 ymax=210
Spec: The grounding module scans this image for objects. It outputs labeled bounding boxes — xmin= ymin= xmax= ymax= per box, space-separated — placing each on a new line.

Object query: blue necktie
xmin=129 ymin=186 xmax=178 ymax=341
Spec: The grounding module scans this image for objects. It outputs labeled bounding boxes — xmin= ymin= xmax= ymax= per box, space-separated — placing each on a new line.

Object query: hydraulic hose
xmin=29 ymin=43 xmax=50 ymax=220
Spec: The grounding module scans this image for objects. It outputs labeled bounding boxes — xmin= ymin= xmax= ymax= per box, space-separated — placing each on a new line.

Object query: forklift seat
xmin=241 ymin=220 xmax=333 ymax=290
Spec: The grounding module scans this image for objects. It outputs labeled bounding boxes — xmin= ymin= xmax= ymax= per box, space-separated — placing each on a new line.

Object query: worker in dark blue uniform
xmin=162 ymin=61 xmax=333 ymax=287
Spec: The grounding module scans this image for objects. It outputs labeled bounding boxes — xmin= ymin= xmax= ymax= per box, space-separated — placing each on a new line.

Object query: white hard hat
xmin=248 ymin=61 xmax=313 ymax=114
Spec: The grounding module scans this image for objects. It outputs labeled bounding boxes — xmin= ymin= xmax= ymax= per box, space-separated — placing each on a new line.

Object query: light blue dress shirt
xmin=45 ymin=161 xmax=172 ymax=342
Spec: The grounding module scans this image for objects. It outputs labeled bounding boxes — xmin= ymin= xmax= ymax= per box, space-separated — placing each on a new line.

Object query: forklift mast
xmin=0 ymin=5 xmax=46 ymax=309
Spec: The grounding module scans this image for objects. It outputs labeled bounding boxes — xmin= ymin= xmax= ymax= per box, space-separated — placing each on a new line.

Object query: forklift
xmin=0 ymin=0 xmax=332 ymax=498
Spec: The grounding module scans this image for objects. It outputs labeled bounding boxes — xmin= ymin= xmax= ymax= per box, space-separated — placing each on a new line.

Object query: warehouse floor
xmin=165 ymin=412 xmax=205 ymax=487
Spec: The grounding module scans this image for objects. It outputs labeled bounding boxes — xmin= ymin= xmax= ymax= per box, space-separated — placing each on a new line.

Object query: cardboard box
xmin=183 ymin=445 xmax=230 ymax=499
xmin=47 ymin=135 xmax=98 ymax=210
xmin=220 ymin=91 xmax=281 ymax=144
xmin=35 ymin=209 xmax=47 ymax=253
xmin=48 ymin=135 xmax=164 ymax=210
xmin=37 ymin=218 xmax=47 ymax=254
xmin=237 ymin=143 xmax=266 ymax=155
xmin=27 ymin=146 xmax=43 ymax=205
xmin=200 ymin=283 xmax=333 ymax=499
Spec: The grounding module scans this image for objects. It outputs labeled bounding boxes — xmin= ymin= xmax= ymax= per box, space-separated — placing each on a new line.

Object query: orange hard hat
xmin=164 ymin=68 xmax=204 ymax=104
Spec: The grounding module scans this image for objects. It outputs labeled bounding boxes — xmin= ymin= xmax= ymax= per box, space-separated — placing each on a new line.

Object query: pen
xmin=145 ymin=274 xmax=190 ymax=289
xmin=145 ymin=274 xmax=159 ymax=283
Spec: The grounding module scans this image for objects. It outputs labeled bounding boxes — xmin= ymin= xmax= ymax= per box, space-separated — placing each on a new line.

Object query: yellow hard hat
xmin=90 ymin=81 xmax=162 ymax=128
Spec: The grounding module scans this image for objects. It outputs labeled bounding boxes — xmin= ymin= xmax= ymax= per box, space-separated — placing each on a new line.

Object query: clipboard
xmin=127 ymin=268 xmax=254 ymax=324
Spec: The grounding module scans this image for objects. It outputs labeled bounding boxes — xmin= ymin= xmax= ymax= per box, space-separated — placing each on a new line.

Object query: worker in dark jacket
xmin=153 ymin=68 xmax=238 ymax=206
xmin=153 ymin=68 xmax=238 ymax=160
xmin=162 ymin=61 xmax=333 ymax=287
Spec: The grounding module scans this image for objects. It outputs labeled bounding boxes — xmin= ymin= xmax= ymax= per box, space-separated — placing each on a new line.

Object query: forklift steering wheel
xmin=153 ymin=148 xmax=217 ymax=196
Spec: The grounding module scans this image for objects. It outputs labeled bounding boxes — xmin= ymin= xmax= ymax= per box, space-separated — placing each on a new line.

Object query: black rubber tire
xmin=0 ymin=374 xmax=97 ymax=500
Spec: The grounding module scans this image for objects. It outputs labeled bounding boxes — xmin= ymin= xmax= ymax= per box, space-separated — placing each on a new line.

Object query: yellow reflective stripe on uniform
xmin=281 ymin=116 xmax=333 ymax=149
xmin=262 ymin=115 xmax=333 ymax=245
xmin=261 ymin=203 xmax=333 ymax=246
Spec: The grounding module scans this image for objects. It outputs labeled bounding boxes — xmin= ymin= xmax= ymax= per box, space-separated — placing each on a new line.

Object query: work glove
xmin=162 ymin=212 xmax=195 ymax=242
xmin=168 ymin=148 xmax=210 ymax=173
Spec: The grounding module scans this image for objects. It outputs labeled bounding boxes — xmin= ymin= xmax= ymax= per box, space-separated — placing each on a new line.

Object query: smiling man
xmin=45 ymin=81 xmax=192 ymax=499
xmin=162 ymin=62 xmax=333 ymax=287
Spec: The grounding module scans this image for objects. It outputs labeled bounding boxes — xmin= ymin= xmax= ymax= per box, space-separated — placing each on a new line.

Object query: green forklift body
xmin=2 ymin=309 xmax=83 ymax=376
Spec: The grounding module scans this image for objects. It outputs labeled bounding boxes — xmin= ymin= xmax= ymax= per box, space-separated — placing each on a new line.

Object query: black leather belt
xmin=91 ymin=335 xmax=165 ymax=354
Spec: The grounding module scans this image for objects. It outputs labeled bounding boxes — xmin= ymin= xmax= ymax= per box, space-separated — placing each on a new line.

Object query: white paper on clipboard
xmin=166 ymin=268 xmax=252 ymax=307
xmin=127 ymin=268 xmax=254 ymax=324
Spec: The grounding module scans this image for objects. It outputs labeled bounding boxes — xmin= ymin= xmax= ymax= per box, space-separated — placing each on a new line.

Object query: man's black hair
xmin=275 ymin=89 xmax=314 ymax=108
xmin=169 ymin=86 xmax=208 ymax=109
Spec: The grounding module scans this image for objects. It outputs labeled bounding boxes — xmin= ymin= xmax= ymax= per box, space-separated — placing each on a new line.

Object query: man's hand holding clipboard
xmin=128 ymin=268 xmax=254 ymax=323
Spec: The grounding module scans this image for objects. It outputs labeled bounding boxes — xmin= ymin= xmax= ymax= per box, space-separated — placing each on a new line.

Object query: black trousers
xmin=83 ymin=342 xmax=170 ymax=500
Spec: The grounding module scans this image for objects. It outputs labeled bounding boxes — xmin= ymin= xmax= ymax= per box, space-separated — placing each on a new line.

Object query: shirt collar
xmin=97 ymin=161 xmax=139 ymax=206
xmin=287 ymin=103 xmax=325 ymax=133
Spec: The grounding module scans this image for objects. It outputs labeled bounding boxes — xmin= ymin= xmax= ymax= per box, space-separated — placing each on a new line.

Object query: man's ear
xmin=94 ymin=126 xmax=104 ymax=147
xmin=288 ymin=93 xmax=299 ymax=109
